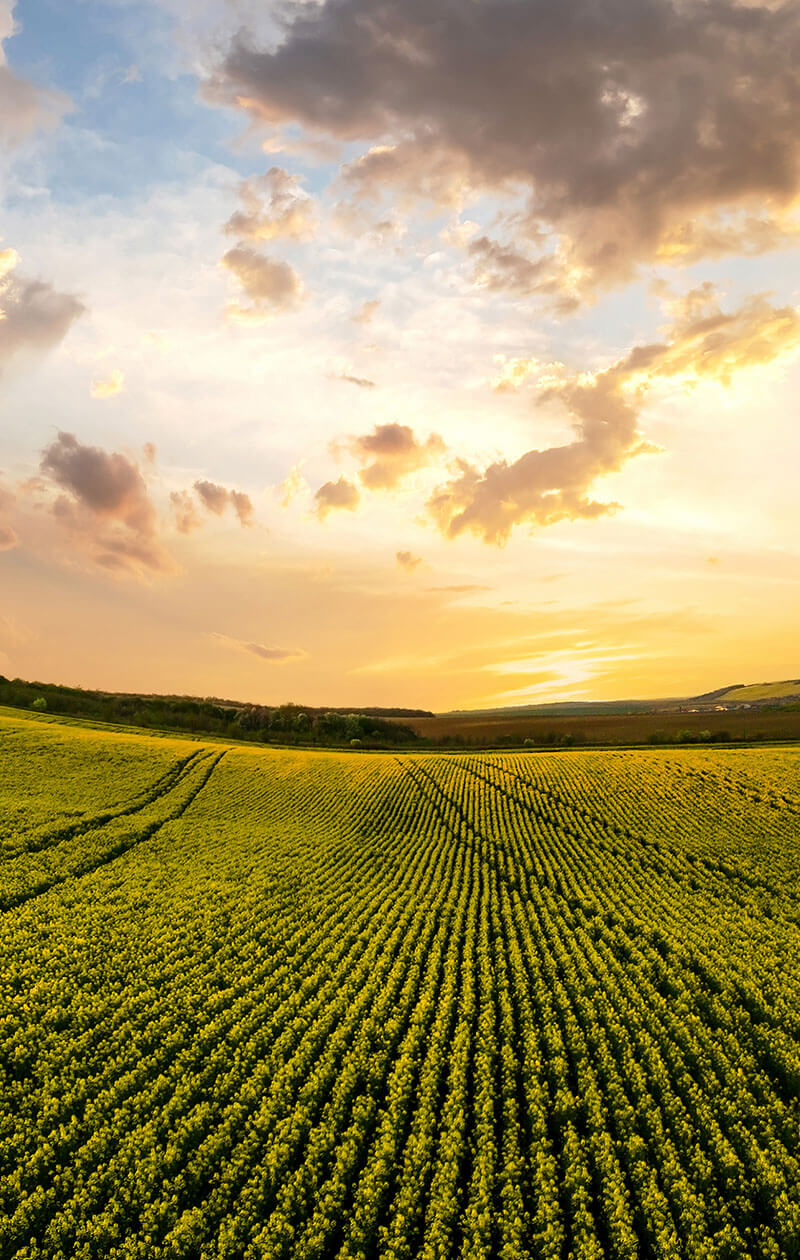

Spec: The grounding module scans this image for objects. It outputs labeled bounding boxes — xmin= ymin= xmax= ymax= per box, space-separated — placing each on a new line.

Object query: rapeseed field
xmin=1 ymin=710 xmax=799 ymax=1259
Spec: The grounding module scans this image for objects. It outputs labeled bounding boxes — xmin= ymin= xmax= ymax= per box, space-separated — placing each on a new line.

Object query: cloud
xmin=338 ymin=138 xmax=474 ymax=221
xmin=0 ymin=2 xmax=12 ymax=42
xmin=491 ymin=355 xmax=565 ymax=393
xmin=336 ymin=372 xmax=376 ymax=389
xmin=90 ymin=368 xmax=125 ymax=399
xmin=279 ymin=462 xmax=308 ymax=507
xmin=314 ymin=475 xmax=360 ymax=518
xmin=468 ymin=236 xmax=591 ymax=314
xmin=352 ymin=298 xmax=380 ymax=325
xmin=193 ymin=480 xmax=255 ymax=526
xmin=209 ymin=632 xmax=306 ymax=662
xmin=222 ymin=245 xmax=303 ymax=318
xmin=0 ymin=247 xmax=16 ymax=280
xmin=170 ymin=489 xmax=201 ymax=535
xmin=429 ymin=288 xmax=800 ymax=543
xmin=224 ymin=167 xmax=316 ymax=241
xmin=213 ymin=0 xmax=800 ymax=303
xmin=346 ymin=422 xmax=446 ymax=490
xmin=0 ymin=2 xmax=71 ymax=144
xmin=0 ymin=262 xmax=84 ymax=370
xmin=0 ymin=523 xmax=17 ymax=551
xmin=426 ymin=584 xmax=491 ymax=594
xmin=39 ymin=431 xmax=173 ymax=575
xmin=42 ymin=433 xmax=155 ymax=532
xmin=194 ymin=479 xmax=229 ymax=515
xmin=230 ymin=490 xmax=255 ymax=527
xmin=396 ymin=549 xmax=422 ymax=571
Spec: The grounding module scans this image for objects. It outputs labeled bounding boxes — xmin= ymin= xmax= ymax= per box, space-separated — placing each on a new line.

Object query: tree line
xmin=0 ymin=676 xmax=425 ymax=747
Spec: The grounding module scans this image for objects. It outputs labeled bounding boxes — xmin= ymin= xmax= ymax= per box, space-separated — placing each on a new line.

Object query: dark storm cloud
xmin=212 ymin=0 xmax=800 ymax=300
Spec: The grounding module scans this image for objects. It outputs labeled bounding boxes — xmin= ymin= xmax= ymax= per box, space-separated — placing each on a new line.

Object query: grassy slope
xmin=2 ymin=711 xmax=800 ymax=1256
xmin=718 ymin=680 xmax=800 ymax=702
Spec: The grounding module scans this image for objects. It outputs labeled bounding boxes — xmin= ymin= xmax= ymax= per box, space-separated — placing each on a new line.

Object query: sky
xmin=0 ymin=0 xmax=798 ymax=711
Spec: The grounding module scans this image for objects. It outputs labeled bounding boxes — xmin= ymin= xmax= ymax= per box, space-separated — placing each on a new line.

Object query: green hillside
xmin=2 ymin=711 xmax=800 ymax=1258
xmin=717 ymin=680 xmax=800 ymax=704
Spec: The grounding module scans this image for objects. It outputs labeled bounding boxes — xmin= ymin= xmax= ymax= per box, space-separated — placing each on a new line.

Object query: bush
xmin=31 ymin=697 xmax=47 ymax=711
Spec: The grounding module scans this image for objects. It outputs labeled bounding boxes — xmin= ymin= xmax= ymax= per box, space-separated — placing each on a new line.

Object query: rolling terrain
xmin=1 ymin=710 xmax=800 ymax=1258
xmin=395 ymin=706 xmax=800 ymax=747
xmin=3 ymin=674 xmax=800 ymax=753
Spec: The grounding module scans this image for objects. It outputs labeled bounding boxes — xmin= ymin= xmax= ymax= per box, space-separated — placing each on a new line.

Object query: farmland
xmin=1 ymin=710 xmax=800 ymax=1259
xmin=391 ymin=707 xmax=800 ymax=748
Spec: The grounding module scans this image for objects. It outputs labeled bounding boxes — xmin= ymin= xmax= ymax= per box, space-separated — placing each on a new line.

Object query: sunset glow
xmin=1 ymin=0 xmax=798 ymax=708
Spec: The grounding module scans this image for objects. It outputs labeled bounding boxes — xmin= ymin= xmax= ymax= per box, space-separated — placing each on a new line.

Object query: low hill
xmin=714 ymin=680 xmax=800 ymax=704
xmin=441 ymin=676 xmax=800 ymax=720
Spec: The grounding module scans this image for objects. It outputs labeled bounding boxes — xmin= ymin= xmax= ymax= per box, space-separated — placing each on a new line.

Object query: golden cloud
xmin=225 ymin=167 xmax=317 ymax=242
xmin=90 ymin=368 xmax=125 ymax=400
xmin=314 ymin=476 xmax=360 ymax=518
xmin=346 ymin=422 xmax=446 ymax=491
xmin=430 ymin=289 xmax=800 ymax=543
xmin=222 ymin=245 xmax=304 ymax=319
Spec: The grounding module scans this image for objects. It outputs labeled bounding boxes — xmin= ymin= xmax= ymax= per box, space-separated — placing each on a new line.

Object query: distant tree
xmin=31 ymin=696 xmax=47 ymax=711
xmin=237 ymin=706 xmax=269 ymax=732
xmin=350 ymin=737 xmax=362 ymax=748
xmin=273 ymin=703 xmax=300 ymax=730
xmin=318 ymin=712 xmax=347 ymax=738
